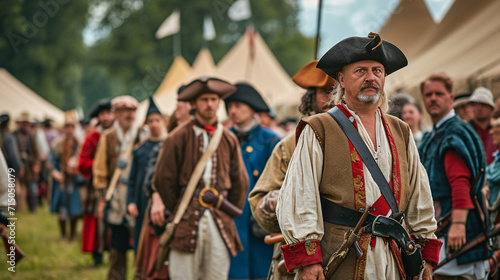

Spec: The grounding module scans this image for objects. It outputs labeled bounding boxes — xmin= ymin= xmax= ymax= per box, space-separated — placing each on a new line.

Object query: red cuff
xmin=281 ymin=240 xmax=322 ymax=273
xmin=416 ymin=238 xmax=442 ymax=267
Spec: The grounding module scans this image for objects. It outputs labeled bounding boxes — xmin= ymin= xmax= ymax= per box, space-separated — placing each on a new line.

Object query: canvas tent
xmin=216 ymin=29 xmax=304 ymax=118
xmin=135 ymin=56 xmax=192 ymax=124
xmin=380 ymin=0 xmax=500 ymax=98
xmin=136 ymin=48 xmax=224 ymax=124
xmin=0 ymin=68 xmax=64 ymax=125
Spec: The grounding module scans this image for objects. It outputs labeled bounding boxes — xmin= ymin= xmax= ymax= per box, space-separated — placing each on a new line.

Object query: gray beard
xmin=357 ymin=91 xmax=380 ymax=104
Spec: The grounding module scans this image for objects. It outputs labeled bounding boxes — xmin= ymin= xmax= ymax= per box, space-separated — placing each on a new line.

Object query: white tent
xmin=380 ymin=0 xmax=500 ymax=97
xmin=0 ymin=68 xmax=64 ymax=125
xmin=136 ymin=56 xmax=192 ymax=124
xmin=216 ymin=29 xmax=304 ymax=118
xmin=136 ymin=48 xmax=225 ymax=124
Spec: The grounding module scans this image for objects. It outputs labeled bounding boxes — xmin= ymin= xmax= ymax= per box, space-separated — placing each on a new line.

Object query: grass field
xmin=0 ymin=203 xmax=135 ymax=279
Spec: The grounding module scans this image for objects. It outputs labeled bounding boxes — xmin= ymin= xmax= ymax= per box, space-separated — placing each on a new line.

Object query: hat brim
xmin=178 ymin=78 xmax=236 ymax=102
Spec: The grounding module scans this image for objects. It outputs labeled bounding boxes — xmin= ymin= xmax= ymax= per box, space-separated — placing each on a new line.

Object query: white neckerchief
xmin=113 ymin=121 xmax=138 ymax=154
xmin=233 ymin=117 xmax=259 ymax=133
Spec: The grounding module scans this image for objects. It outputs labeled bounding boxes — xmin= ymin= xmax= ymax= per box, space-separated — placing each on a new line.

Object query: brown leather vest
xmin=299 ymin=112 xmax=411 ymax=279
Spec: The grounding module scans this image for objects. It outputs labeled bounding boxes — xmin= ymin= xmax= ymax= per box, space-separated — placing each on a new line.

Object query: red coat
xmin=78 ymin=130 xmax=101 ymax=179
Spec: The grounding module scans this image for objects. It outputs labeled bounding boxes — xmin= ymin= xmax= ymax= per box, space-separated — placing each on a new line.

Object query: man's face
xmin=339 ymin=60 xmax=385 ymax=105
xmin=146 ymin=113 xmax=164 ymax=137
xmin=227 ymin=101 xmax=255 ymax=127
xmin=16 ymin=121 xmax=30 ymax=132
xmin=63 ymin=123 xmax=75 ymax=137
xmin=314 ymin=87 xmax=335 ymax=112
xmin=421 ymin=80 xmax=454 ymax=123
xmin=456 ymin=104 xmax=474 ymax=122
xmin=98 ymin=109 xmax=114 ymax=129
xmin=472 ymin=103 xmax=493 ymax=123
xmin=191 ymin=93 xmax=220 ymax=121
xmin=491 ymin=123 xmax=500 ymax=146
xmin=114 ymin=108 xmax=136 ymax=130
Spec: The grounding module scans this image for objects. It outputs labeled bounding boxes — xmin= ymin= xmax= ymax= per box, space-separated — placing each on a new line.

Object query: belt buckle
xmin=198 ymin=186 xmax=219 ymax=208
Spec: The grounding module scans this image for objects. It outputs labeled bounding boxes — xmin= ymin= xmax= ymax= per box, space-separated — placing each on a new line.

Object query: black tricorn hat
xmin=89 ymin=98 xmax=112 ymax=119
xmin=224 ymin=82 xmax=270 ymax=113
xmin=178 ymin=77 xmax=236 ymax=102
xmin=317 ymin=32 xmax=408 ymax=81
xmin=147 ymin=97 xmax=162 ymax=117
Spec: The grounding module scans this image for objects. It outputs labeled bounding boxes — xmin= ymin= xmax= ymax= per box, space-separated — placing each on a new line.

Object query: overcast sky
xmin=298 ymin=0 xmax=455 ymax=57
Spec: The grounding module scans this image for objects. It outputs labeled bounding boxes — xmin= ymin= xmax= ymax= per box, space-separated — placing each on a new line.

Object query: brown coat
xmin=153 ymin=120 xmax=249 ymax=256
xmin=92 ymin=127 xmax=121 ymax=190
xmin=300 ymin=112 xmax=411 ymax=280
xmin=248 ymin=132 xmax=295 ymax=234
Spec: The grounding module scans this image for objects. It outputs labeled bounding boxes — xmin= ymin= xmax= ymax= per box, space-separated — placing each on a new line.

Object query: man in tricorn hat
xmin=248 ymin=59 xmax=336 ymax=280
xmin=224 ymin=82 xmax=280 ymax=280
xmin=276 ymin=33 xmax=441 ymax=279
xmin=153 ymin=77 xmax=248 ymax=280
xmin=78 ymin=98 xmax=114 ymax=267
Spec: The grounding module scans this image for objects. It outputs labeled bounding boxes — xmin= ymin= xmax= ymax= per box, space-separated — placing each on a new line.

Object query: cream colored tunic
xmin=277 ymin=107 xmax=437 ymax=279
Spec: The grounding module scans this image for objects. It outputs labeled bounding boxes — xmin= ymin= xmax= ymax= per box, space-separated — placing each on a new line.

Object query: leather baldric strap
xmin=327 ymin=106 xmax=402 ymax=221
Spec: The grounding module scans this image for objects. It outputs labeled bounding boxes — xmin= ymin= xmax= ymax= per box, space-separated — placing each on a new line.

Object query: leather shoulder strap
xmin=172 ymin=123 xmax=224 ymax=225
xmin=327 ymin=106 xmax=401 ymax=218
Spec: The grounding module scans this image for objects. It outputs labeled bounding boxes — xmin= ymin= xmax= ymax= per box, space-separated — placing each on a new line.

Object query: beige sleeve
xmin=404 ymin=130 xmax=438 ymax=239
xmin=92 ymin=134 xmax=109 ymax=190
xmin=277 ymin=125 xmax=324 ymax=244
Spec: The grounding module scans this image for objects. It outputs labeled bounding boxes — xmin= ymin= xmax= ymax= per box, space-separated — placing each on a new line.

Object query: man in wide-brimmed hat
xmin=153 ymin=77 xmax=248 ymax=279
xmin=276 ymin=33 xmax=441 ymax=280
xmin=469 ymin=87 xmax=497 ymax=165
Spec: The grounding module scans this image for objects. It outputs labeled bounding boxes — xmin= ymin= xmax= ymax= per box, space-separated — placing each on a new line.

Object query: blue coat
xmin=229 ymin=125 xmax=280 ymax=279
xmin=419 ymin=115 xmax=488 ymax=264
xmin=127 ymin=139 xmax=162 ymax=253
xmin=49 ymin=149 xmax=82 ymax=217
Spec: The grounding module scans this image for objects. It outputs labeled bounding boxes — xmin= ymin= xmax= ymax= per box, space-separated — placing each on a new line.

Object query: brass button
xmin=253 ymin=170 xmax=259 ymax=176
xmin=190 ymin=239 xmax=195 ymax=244
xmin=194 ymin=210 xmax=200 ymax=216
xmin=246 ymin=146 xmax=253 ymax=153
xmin=194 ymin=221 xmax=198 ymax=226
xmin=191 ymin=230 xmax=196 ymax=235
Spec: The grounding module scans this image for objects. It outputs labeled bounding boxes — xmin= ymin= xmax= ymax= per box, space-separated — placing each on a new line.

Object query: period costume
xmin=248 ymin=60 xmax=336 ymax=280
xmin=1 ymin=114 xmax=23 ymax=171
xmin=468 ymin=87 xmax=497 ymax=165
xmin=135 ymin=142 xmax=169 ymax=279
xmin=93 ymin=96 xmax=139 ymax=280
xmin=225 ymin=83 xmax=280 ymax=280
xmin=50 ymin=129 xmax=82 ymax=240
xmin=276 ymin=34 xmax=441 ymax=279
xmin=13 ymin=112 xmax=40 ymax=212
xmin=153 ymin=77 xmax=249 ymax=280
xmin=419 ymin=110 xmax=489 ymax=278
xmin=127 ymin=97 xmax=164 ymax=253
xmin=78 ymin=99 xmax=112 ymax=265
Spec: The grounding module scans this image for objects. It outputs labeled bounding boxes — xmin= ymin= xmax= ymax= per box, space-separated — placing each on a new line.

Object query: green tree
xmin=0 ymin=0 xmax=89 ymax=111
xmin=90 ymin=0 xmax=314 ymax=101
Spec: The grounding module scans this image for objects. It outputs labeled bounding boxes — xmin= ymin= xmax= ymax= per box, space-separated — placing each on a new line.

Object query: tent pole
xmin=314 ymin=0 xmax=323 ymax=59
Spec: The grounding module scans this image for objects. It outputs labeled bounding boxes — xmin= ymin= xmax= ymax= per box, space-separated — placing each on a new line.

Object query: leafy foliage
xmin=1 ymin=0 xmax=314 ymax=115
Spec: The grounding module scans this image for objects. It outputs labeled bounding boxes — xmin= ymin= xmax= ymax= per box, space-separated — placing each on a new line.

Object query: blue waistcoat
xmin=229 ymin=124 xmax=280 ymax=279
xmin=419 ymin=115 xmax=488 ymax=264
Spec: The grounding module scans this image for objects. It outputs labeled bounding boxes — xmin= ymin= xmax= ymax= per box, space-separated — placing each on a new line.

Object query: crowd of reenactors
xmin=1 ymin=32 xmax=500 ymax=280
